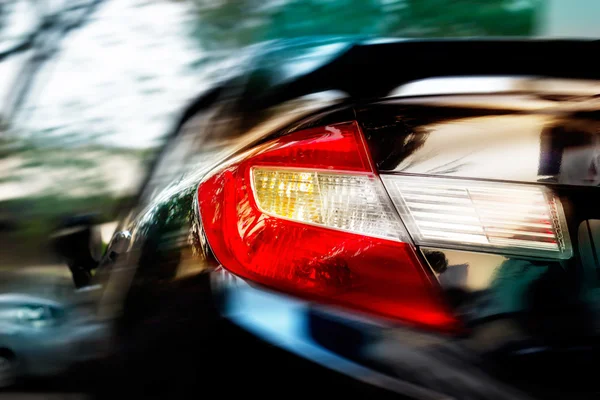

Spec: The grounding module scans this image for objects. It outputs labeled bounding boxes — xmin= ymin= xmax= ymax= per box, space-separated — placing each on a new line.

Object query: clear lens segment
xmin=251 ymin=167 xmax=409 ymax=241
xmin=381 ymin=175 xmax=572 ymax=259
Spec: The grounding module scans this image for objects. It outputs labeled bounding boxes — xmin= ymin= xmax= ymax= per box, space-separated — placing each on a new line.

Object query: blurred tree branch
xmin=0 ymin=30 xmax=35 ymax=62
xmin=1 ymin=0 xmax=106 ymax=123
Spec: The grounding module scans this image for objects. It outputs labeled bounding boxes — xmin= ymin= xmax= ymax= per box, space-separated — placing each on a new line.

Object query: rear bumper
xmin=210 ymin=268 xmax=532 ymax=400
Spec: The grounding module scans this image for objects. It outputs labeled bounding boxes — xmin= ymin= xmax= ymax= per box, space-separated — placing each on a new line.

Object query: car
xmin=0 ymin=291 xmax=108 ymax=387
xmin=59 ymin=37 xmax=600 ymax=399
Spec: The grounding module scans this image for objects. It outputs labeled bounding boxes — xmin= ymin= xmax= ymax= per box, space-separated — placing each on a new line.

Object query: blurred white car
xmin=0 ymin=292 xmax=109 ymax=387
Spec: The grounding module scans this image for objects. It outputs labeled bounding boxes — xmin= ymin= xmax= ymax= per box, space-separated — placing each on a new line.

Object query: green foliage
xmin=0 ymin=193 xmax=131 ymax=266
xmin=190 ymin=0 xmax=541 ymax=50
xmin=0 ymin=134 xmax=147 ymax=265
xmin=1 ymin=193 xmax=124 ymax=236
xmin=399 ymin=0 xmax=540 ymax=36
xmin=267 ymin=0 xmax=386 ymax=38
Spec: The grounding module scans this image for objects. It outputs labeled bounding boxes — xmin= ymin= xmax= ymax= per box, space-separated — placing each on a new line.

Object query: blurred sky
xmin=7 ymin=0 xmax=216 ymax=149
xmin=541 ymin=0 xmax=600 ymax=37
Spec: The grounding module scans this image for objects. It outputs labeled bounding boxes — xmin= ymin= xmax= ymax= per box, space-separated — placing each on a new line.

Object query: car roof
xmin=243 ymin=37 xmax=600 ymax=108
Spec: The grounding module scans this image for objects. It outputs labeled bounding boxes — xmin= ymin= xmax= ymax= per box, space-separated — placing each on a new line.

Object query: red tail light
xmin=197 ymin=122 xmax=457 ymax=331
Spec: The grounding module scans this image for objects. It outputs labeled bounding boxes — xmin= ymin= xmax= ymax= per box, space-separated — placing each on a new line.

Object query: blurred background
xmin=0 ymin=0 xmax=596 ymax=396
xmin=0 ymin=0 xmax=562 ymax=270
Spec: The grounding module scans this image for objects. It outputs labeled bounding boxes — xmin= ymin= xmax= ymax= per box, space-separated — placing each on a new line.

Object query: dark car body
xmin=91 ymin=38 xmax=600 ymax=399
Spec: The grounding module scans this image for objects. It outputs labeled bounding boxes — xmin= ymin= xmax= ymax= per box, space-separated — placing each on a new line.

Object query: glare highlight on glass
xmin=251 ymin=167 xmax=407 ymax=241
xmin=381 ymin=175 xmax=572 ymax=259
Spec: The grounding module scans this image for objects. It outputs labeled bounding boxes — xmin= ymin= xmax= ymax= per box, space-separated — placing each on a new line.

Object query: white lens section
xmin=251 ymin=167 xmax=409 ymax=241
xmin=381 ymin=175 xmax=572 ymax=259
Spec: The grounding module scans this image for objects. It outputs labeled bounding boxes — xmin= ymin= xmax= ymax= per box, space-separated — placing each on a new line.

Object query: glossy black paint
xmin=95 ymin=39 xmax=600 ymax=399
xmin=359 ymin=101 xmax=600 ymax=186
xmin=249 ymin=38 xmax=600 ymax=108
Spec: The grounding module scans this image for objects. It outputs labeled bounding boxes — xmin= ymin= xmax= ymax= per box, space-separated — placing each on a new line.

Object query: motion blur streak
xmin=1 ymin=1 xmax=600 ymax=399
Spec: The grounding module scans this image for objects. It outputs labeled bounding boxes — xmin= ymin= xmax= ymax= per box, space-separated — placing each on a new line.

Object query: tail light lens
xmin=197 ymin=121 xmax=571 ymax=332
xmin=251 ymin=168 xmax=405 ymax=240
xmin=382 ymin=176 xmax=572 ymax=259
xmin=198 ymin=122 xmax=457 ymax=330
